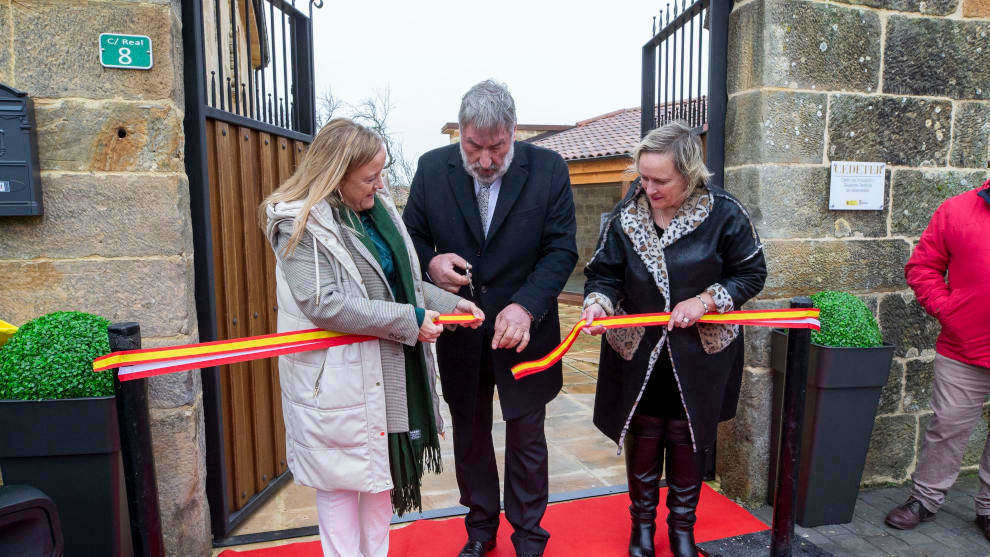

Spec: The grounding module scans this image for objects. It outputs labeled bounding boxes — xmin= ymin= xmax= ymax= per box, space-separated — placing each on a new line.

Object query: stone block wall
xmin=0 ymin=1 xmax=210 ymax=554
xmin=570 ymin=182 xmax=624 ymax=280
xmin=718 ymin=0 xmax=990 ymax=505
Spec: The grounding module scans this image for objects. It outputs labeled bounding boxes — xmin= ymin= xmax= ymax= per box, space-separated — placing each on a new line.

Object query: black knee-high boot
xmin=624 ymin=415 xmax=665 ymax=557
xmin=664 ymin=420 xmax=704 ymax=557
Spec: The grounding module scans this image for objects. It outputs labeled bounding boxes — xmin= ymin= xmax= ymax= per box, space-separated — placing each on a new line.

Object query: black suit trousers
xmin=450 ymin=347 xmax=550 ymax=554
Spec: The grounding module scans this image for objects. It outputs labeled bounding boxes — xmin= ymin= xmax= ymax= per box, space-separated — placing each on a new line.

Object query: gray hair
xmin=458 ymin=79 xmax=516 ymax=133
xmin=632 ymin=120 xmax=712 ymax=192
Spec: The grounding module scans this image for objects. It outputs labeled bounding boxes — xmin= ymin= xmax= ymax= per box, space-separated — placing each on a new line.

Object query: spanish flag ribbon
xmin=511 ymin=308 xmax=821 ymax=380
xmin=94 ymin=313 xmax=478 ymax=382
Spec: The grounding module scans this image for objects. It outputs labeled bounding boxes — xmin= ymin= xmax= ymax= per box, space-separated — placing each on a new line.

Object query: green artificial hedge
xmin=810 ymin=291 xmax=883 ymax=348
xmin=0 ymin=311 xmax=114 ymax=400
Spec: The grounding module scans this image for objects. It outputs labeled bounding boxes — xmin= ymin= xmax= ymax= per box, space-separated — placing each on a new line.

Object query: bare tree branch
xmin=313 ymin=86 xmax=415 ymax=200
xmin=315 ymin=87 xmax=343 ymax=128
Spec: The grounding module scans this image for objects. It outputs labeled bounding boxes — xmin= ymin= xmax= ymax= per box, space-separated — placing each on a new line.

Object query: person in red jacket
xmin=886 ymin=177 xmax=990 ymax=539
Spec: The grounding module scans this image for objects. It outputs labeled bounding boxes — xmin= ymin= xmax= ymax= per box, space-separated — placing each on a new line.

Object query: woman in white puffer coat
xmin=260 ymin=118 xmax=484 ymax=557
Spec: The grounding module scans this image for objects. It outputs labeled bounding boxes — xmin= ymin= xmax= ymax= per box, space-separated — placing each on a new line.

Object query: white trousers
xmin=316 ymin=489 xmax=392 ymax=557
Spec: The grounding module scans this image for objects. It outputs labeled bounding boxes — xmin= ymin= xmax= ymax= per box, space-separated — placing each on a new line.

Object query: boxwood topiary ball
xmin=810 ymin=291 xmax=883 ymax=348
xmin=0 ymin=311 xmax=113 ymax=400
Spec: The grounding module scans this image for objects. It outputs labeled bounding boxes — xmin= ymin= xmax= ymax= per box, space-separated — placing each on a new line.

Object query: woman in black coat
xmin=582 ymin=121 xmax=767 ymax=557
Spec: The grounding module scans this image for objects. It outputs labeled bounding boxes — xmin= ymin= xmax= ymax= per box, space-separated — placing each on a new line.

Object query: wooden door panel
xmin=206 ymin=119 xmax=304 ymax=514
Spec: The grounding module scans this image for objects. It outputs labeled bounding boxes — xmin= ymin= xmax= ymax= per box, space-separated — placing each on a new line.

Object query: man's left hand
xmin=492 ymin=303 xmax=532 ymax=353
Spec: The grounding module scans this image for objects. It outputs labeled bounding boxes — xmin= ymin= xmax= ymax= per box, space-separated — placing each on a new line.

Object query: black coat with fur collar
xmin=584 ymin=182 xmax=767 ymax=452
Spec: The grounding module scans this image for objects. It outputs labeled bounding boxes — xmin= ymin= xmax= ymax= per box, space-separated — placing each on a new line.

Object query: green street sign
xmin=99 ymin=33 xmax=153 ymax=70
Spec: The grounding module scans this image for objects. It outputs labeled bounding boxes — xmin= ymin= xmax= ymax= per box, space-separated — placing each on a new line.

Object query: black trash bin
xmin=769 ymin=329 xmax=895 ymax=527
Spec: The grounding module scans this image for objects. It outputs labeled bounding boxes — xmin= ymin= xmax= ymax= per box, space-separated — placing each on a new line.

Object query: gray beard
xmin=460 ymin=141 xmax=515 ymax=186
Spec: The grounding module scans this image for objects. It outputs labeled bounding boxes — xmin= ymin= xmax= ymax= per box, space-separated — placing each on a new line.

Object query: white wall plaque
xmin=829 ymin=161 xmax=886 ymax=210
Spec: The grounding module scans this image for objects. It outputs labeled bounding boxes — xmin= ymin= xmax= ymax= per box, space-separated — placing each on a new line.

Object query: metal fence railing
xmin=641 ymin=0 xmax=732 ymax=186
xmin=201 ymin=0 xmax=320 ymax=136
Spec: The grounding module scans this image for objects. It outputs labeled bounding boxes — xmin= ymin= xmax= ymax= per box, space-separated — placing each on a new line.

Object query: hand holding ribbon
xmin=511 ymin=308 xmax=821 ymax=380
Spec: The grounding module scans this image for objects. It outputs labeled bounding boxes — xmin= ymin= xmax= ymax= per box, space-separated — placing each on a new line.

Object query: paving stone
xmin=886 ymin=525 xmax=938 ymax=545
xmin=843 ymin=515 xmax=887 ymax=537
xmin=893 ymin=542 xmax=971 ymax=557
xmin=864 ymin=532 xmax=910 ymax=552
xmin=926 ymin=524 xmax=969 ymax=548
xmin=830 ymin=533 xmax=884 ymax=555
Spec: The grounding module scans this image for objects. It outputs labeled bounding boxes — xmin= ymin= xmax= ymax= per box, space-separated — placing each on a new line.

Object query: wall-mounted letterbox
xmin=0 ymin=84 xmax=43 ymax=216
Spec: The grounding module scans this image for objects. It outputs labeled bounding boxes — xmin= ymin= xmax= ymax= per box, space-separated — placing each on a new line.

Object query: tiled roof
xmin=532 ymin=107 xmax=641 ymax=162
xmin=532 ymin=98 xmax=708 ymax=162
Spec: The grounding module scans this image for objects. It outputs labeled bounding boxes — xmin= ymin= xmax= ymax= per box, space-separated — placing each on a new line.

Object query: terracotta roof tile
xmin=533 ymin=98 xmax=707 ymax=162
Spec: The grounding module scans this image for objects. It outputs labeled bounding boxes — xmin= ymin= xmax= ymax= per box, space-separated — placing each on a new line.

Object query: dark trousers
xmin=449 ymin=352 xmax=550 ymax=554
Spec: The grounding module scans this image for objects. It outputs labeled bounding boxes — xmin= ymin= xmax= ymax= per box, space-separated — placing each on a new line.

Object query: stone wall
xmin=571 ymin=182 xmax=624 ymax=277
xmin=0 ymin=1 xmax=211 ymax=554
xmin=718 ymin=0 xmax=990 ymax=505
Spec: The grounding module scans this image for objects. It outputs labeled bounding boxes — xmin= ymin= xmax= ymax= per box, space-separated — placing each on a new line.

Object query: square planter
xmin=0 ymin=396 xmax=132 ymax=556
xmin=768 ymin=329 xmax=895 ymax=527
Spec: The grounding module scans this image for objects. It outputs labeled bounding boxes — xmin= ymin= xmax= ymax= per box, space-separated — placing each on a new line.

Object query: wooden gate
xmin=182 ymin=0 xmax=319 ymax=540
xmin=206 ymin=120 xmax=307 ymax=519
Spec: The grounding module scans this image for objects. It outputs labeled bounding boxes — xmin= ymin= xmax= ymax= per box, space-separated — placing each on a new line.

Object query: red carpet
xmin=220 ymin=484 xmax=767 ymax=556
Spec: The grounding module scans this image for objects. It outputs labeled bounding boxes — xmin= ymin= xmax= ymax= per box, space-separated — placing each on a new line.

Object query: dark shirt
xmin=634 ymin=222 xmax=687 ymax=420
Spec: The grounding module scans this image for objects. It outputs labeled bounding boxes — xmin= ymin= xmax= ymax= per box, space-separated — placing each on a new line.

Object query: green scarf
xmin=340 ymin=199 xmax=442 ymax=516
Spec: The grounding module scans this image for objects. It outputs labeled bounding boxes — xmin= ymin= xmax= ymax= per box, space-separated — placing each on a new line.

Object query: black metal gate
xmin=181 ymin=0 xmax=320 ymax=541
xmin=641 ymin=0 xmax=732 ymax=187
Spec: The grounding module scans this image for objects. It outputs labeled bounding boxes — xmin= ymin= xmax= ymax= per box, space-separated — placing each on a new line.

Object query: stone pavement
xmin=747 ymin=473 xmax=990 ymax=556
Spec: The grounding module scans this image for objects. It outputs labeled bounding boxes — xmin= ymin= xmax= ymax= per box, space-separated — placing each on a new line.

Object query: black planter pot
xmin=768 ymin=329 xmax=895 ymax=527
xmin=0 ymin=396 xmax=132 ymax=556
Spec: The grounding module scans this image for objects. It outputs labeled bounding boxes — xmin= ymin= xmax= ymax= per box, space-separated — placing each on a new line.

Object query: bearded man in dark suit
xmin=403 ymin=80 xmax=577 ymax=557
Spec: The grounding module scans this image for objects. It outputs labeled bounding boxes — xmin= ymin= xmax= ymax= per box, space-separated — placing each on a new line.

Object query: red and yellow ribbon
xmin=511 ymin=308 xmax=821 ymax=379
xmin=94 ymin=313 xmax=478 ymax=382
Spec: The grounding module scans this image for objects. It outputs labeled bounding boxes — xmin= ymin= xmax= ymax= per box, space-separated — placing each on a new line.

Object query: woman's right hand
xmin=581 ymin=303 xmax=607 ymax=335
xmin=419 ymin=310 xmax=443 ymax=343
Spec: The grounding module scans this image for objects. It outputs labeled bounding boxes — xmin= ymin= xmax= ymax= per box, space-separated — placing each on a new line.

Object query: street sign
xmin=99 ymin=33 xmax=153 ymax=70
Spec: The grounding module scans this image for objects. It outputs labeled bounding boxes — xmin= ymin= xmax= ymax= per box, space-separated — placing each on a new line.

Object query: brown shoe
xmin=976 ymin=515 xmax=990 ymax=542
xmin=885 ymin=498 xmax=936 ymax=530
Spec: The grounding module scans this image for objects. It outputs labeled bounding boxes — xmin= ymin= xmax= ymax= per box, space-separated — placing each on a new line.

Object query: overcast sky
xmin=311 ymin=1 xmax=688 ymax=165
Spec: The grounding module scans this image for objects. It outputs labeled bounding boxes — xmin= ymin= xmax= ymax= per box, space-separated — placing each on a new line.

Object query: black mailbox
xmin=0 ymin=83 xmax=43 ymax=216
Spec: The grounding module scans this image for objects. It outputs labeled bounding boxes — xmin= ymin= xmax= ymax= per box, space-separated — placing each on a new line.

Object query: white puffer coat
xmin=266 ymin=194 xmax=459 ymax=493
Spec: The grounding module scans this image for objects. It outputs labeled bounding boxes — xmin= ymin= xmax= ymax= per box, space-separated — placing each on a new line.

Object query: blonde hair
xmin=259 ymin=118 xmax=382 ymax=255
xmin=627 ymin=120 xmax=712 ymax=196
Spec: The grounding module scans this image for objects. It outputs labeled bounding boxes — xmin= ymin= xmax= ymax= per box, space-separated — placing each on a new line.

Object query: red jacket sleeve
xmin=905 ymin=203 xmax=951 ymax=318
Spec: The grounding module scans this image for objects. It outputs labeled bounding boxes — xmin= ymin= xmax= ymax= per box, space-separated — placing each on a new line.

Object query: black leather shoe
xmin=885 ymin=498 xmax=936 ymax=530
xmin=458 ymin=538 xmax=496 ymax=557
xmin=976 ymin=515 xmax=990 ymax=541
